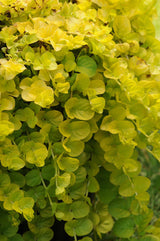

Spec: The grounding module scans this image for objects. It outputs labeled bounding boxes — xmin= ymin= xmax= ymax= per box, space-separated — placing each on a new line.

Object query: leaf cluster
xmin=0 ymin=0 xmax=160 ymax=241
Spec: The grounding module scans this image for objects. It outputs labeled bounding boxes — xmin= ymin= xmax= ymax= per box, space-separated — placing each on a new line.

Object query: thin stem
xmin=94 ymin=230 xmax=98 ymax=241
xmin=39 ymin=170 xmax=53 ymax=207
xmin=74 ymin=232 xmax=77 ymax=241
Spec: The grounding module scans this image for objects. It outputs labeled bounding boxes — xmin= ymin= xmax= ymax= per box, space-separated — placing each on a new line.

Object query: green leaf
xmin=70 ymin=201 xmax=90 ymax=218
xmin=65 ymin=97 xmax=94 ymax=120
xmin=110 ymin=169 xmax=129 ymax=186
xmin=76 ymin=55 xmax=97 ymax=77
xmin=88 ymin=177 xmax=99 ymax=193
xmin=75 ymin=219 xmax=93 ymax=236
xmin=10 ymin=234 xmax=24 ymax=241
xmin=108 ymin=198 xmax=131 ymax=219
xmin=2 ymin=225 xmax=18 ymax=238
xmin=10 ymin=172 xmax=25 ymax=188
xmin=25 ymin=170 xmax=41 ymax=187
xmin=35 ymin=228 xmax=54 ymax=241
xmin=113 ymin=217 xmax=134 ymax=238
xmin=59 ymin=119 xmax=91 ymax=141
xmin=74 ymin=167 xmax=87 ymax=184
xmin=57 ymin=156 xmax=79 ymax=172
xmin=41 ymin=165 xmax=55 ymax=181
xmin=119 ymin=179 xmax=135 ymax=197
xmin=97 ymin=170 xmax=118 ymax=204
xmin=65 ymin=218 xmax=93 ymax=237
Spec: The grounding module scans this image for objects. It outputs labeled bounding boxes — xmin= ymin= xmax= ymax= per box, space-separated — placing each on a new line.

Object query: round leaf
xmin=113 ymin=217 xmax=134 ymax=238
xmin=76 ymin=55 xmax=97 ymax=77
xmin=25 ymin=170 xmax=41 ymax=187
xmin=71 ymin=201 xmax=90 ymax=218
xmin=65 ymin=97 xmax=94 ymax=120
xmin=58 ymin=156 xmax=79 ymax=172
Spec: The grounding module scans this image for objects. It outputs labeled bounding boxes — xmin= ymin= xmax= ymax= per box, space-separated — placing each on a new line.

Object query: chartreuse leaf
xmin=90 ymin=97 xmax=105 ymax=114
xmin=62 ymin=52 xmax=76 ymax=72
xmin=57 ymin=173 xmax=71 ymax=188
xmin=63 ymin=138 xmax=85 ymax=157
xmin=3 ymin=189 xmax=24 ymax=211
xmin=37 ymin=110 xmax=63 ymax=127
xmin=0 ymin=96 xmax=15 ymax=111
xmin=118 ymin=179 xmax=135 ymax=197
xmin=95 ymin=203 xmax=114 ymax=236
xmin=55 ymin=82 xmax=70 ymax=95
xmin=40 ymin=51 xmax=57 ymax=71
xmin=57 ymin=156 xmax=79 ymax=172
xmin=101 ymin=118 xmax=136 ymax=141
xmin=88 ymin=78 xmax=105 ymax=95
xmin=65 ymin=218 xmax=93 ymax=237
xmin=0 ymin=173 xmax=10 ymax=189
xmin=0 ymin=120 xmax=14 ymax=140
xmin=16 ymin=107 xmax=37 ymax=128
xmin=132 ymin=176 xmax=151 ymax=193
xmin=79 ymin=237 xmax=93 ymax=241
xmin=113 ymin=217 xmax=134 ymax=238
xmin=12 ymin=197 xmax=34 ymax=221
xmin=59 ymin=119 xmax=90 ymax=141
xmin=76 ymin=55 xmax=97 ymax=77
xmin=119 ymin=176 xmax=150 ymax=197
xmin=21 ymin=79 xmax=54 ymax=108
xmin=65 ymin=97 xmax=94 ymax=120
xmin=139 ymin=235 xmax=160 ymax=241
xmin=70 ymin=201 xmax=90 ymax=218
xmin=7 ymin=157 xmax=25 ymax=171
xmin=113 ymin=15 xmax=131 ymax=39
xmin=0 ymin=59 xmax=26 ymax=80
xmin=22 ymin=141 xmax=48 ymax=167
xmin=33 ymin=52 xmax=57 ymax=71
xmin=72 ymin=73 xmax=90 ymax=92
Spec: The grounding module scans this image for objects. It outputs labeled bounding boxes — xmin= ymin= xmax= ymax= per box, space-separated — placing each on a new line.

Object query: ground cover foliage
xmin=1 ymin=0 xmax=160 ymax=240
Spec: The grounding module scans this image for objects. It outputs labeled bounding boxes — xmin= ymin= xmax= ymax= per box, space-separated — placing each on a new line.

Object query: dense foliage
xmin=1 ymin=0 xmax=160 ymax=240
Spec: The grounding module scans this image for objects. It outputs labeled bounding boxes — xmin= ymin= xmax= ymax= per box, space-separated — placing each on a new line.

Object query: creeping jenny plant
xmin=1 ymin=0 xmax=160 ymax=240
